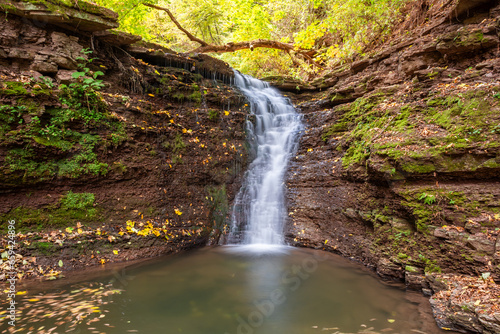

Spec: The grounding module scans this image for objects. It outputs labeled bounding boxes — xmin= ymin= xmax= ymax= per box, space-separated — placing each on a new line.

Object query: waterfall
xmin=227 ymin=71 xmax=303 ymax=246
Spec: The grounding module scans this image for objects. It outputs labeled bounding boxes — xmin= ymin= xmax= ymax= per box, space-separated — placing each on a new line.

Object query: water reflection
xmin=1 ymin=247 xmax=456 ymax=334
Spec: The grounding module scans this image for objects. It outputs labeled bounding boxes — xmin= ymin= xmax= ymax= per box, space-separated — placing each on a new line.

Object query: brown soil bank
xmin=280 ymin=0 xmax=500 ymax=332
xmin=0 ymin=1 xmax=247 ymax=280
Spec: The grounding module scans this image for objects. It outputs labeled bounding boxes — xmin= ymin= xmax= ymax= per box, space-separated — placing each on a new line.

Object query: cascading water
xmin=227 ymin=71 xmax=303 ymax=245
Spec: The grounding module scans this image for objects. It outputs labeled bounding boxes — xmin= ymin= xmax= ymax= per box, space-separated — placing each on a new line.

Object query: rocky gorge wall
xmin=0 ymin=0 xmax=247 ymax=279
xmin=1 ymin=0 xmax=500 ymax=332
xmin=280 ymin=0 xmax=500 ymax=332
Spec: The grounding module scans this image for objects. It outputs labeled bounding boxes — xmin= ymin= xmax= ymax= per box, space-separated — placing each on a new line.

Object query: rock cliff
xmin=0 ymin=1 xmax=247 ymax=278
xmin=282 ymin=0 xmax=500 ymax=332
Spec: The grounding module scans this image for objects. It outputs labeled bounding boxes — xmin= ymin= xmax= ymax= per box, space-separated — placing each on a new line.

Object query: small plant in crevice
xmin=208 ymin=109 xmax=220 ymax=121
xmin=58 ymin=48 xmax=106 ymax=126
xmin=418 ymin=192 xmax=436 ymax=205
xmin=163 ymin=134 xmax=186 ymax=164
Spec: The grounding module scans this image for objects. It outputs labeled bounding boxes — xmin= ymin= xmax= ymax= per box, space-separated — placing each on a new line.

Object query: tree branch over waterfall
xmin=142 ymin=3 xmax=208 ymax=47
xmin=142 ymin=2 xmax=318 ymax=64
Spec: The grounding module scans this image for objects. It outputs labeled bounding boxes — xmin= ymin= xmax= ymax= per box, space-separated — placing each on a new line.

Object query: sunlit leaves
xmin=92 ymin=0 xmax=409 ymax=79
xmin=294 ymin=21 xmax=328 ymax=50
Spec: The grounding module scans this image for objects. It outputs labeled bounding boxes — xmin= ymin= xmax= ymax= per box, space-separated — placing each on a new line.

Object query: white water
xmin=228 ymin=72 xmax=303 ymax=245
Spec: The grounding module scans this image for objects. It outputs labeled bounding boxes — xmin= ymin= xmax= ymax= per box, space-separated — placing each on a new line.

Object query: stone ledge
xmin=0 ymin=0 xmax=118 ymax=32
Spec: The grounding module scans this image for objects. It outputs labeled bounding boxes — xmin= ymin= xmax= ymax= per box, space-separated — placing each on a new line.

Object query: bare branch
xmin=190 ymin=39 xmax=295 ymax=54
xmin=143 ymin=3 xmax=209 ymax=46
xmin=142 ymin=2 xmax=320 ymax=65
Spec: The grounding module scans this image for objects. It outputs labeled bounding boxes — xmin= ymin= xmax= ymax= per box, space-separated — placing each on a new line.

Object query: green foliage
xmin=60 ymin=191 xmax=95 ymax=210
xmin=0 ymin=105 xmax=28 ymax=126
xmin=163 ymin=134 xmax=186 ymax=163
xmin=1 ymin=81 xmax=28 ymax=95
xmin=92 ymin=0 xmax=409 ymax=79
xmin=208 ymin=109 xmax=220 ymax=121
xmin=58 ymin=48 xmax=106 ymax=126
xmin=418 ymin=254 xmax=441 ymax=273
xmin=0 ymin=49 xmax=121 ymax=183
xmin=418 ymin=192 xmax=436 ymax=205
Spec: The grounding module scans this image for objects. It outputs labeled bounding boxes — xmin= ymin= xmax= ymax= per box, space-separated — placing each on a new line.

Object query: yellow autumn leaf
xmin=174 ymin=209 xmax=182 ymax=216
xmin=182 ymin=128 xmax=187 ymax=133
xmin=170 ymin=120 xmax=174 ymax=124
xmin=113 ymin=250 xmax=119 ymax=255
xmin=148 ymin=93 xmax=155 ymax=97
xmin=224 ymin=110 xmax=230 ymax=116
xmin=100 ymin=259 xmax=106 ymax=264
xmin=16 ymin=291 xmax=27 ymax=295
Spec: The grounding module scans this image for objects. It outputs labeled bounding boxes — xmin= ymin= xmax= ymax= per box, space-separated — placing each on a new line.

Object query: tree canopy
xmin=93 ymin=0 xmax=409 ymax=79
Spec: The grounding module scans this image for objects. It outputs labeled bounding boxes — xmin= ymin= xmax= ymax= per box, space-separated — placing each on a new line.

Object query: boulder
xmin=376 ymin=258 xmax=403 ymax=279
xmin=50 ymin=55 xmax=78 ymax=70
xmin=55 ymin=70 xmax=75 ymax=84
xmin=466 ymin=234 xmax=496 ymax=255
xmin=479 ymin=314 xmax=500 ymax=334
xmin=30 ymin=61 xmax=58 ymax=73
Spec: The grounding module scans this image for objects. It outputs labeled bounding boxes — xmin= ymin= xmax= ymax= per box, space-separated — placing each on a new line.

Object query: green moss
xmin=401 ymin=162 xmax=435 ymax=174
xmin=405 ymin=265 xmax=419 ymax=272
xmin=342 ymin=141 xmax=370 ymax=167
xmin=189 ymin=90 xmax=202 ymax=104
xmin=162 ymin=134 xmax=186 ymax=163
xmin=322 ymin=121 xmax=348 ymax=140
xmin=393 ymin=106 xmax=413 ymax=132
xmin=1 ymin=81 xmax=28 ymax=95
xmin=481 ymin=158 xmax=500 ymax=169
xmin=0 ymin=199 xmax=100 ymax=232
xmin=31 ymin=241 xmax=56 ymax=255
xmin=60 ymin=191 xmax=95 ymax=210
xmin=172 ymin=92 xmax=185 ymax=102
xmin=206 ymin=185 xmax=229 ymax=230
xmin=330 ymin=93 xmax=352 ymax=102
xmin=33 ymin=136 xmax=74 ymax=151
xmin=208 ymin=109 xmax=220 ymax=121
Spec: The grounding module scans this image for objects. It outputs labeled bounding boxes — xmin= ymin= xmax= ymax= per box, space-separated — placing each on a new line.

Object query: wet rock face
xmin=285 ymin=4 xmax=500 ymax=333
xmin=0 ymin=1 xmax=249 ymax=276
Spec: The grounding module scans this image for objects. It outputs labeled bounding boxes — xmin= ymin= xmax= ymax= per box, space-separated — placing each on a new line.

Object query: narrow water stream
xmin=227 ymin=72 xmax=303 ymax=245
